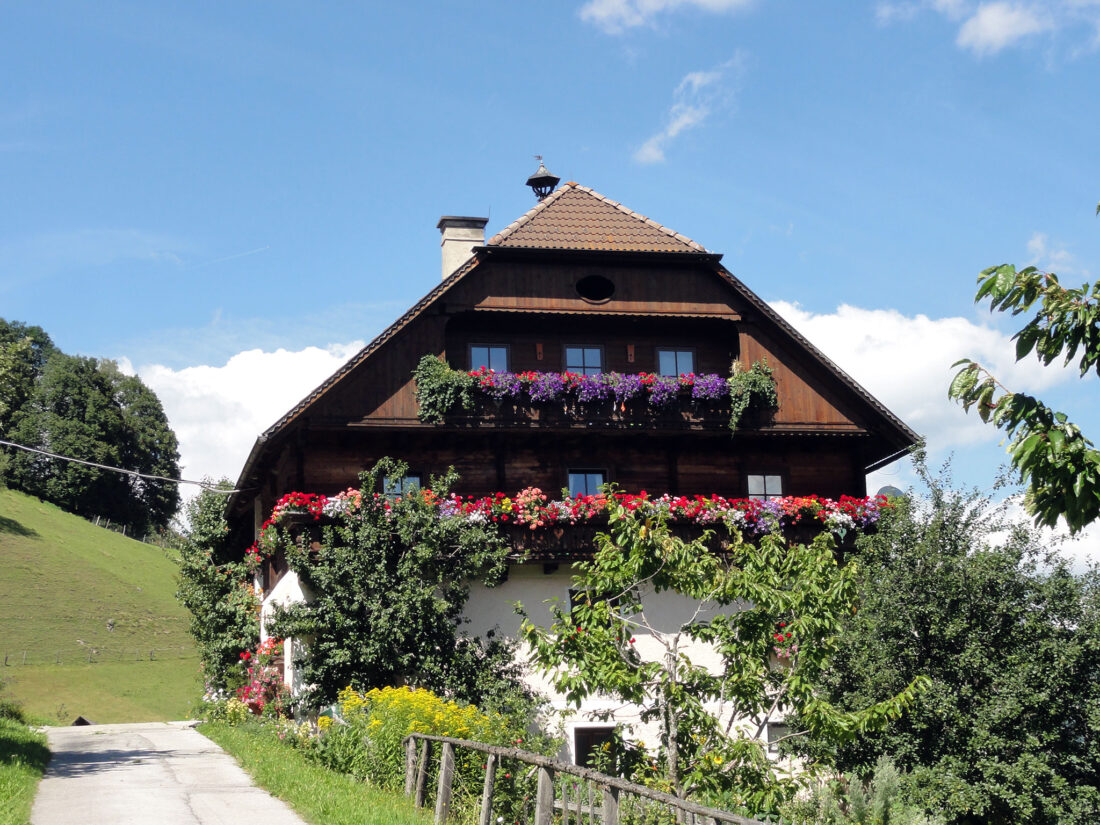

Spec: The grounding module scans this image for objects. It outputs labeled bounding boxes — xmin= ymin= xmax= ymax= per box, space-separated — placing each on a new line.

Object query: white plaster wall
xmin=260 ymin=570 xmax=310 ymax=698
xmin=262 ymin=560 xmax=789 ymax=766
xmin=464 ymin=562 xmax=745 ymax=762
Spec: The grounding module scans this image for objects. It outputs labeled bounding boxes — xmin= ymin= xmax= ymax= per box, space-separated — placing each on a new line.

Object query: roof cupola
xmin=525 ymin=156 xmax=559 ymax=201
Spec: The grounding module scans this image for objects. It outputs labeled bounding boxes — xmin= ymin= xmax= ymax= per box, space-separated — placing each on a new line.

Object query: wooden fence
xmin=403 ymin=732 xmax=768 ymax=825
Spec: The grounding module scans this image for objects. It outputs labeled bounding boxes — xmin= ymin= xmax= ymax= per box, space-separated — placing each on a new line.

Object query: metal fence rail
xmin=403 ymin=732 xmax=768 ymax=825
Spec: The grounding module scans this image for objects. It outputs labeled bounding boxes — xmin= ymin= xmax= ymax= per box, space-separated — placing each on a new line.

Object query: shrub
xmin=0 ymin=698 xmax=24 ymax=723
xmin=781 ymin=758 xmax=946 ymax=825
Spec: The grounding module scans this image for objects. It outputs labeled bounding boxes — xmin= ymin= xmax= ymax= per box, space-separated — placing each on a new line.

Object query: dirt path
xmin=31 ymin=721 xmax=307 ymax=825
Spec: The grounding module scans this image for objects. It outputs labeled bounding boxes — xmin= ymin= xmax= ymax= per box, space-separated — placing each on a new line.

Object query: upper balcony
xmin=412 ymin=358 xmax=777 ymax=434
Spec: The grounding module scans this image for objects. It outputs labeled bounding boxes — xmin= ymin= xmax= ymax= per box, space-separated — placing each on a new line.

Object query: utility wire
xmin=0 ymin=438 xmax=243 ymax=494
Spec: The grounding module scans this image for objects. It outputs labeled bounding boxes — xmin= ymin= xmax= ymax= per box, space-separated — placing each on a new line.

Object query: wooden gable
xmin=230 ymin=183 xmax=917 ymax=526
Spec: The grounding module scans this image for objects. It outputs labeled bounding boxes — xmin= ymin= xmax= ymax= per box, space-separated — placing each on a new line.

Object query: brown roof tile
xmin=487 ymin=183 xmax=709 ymax=253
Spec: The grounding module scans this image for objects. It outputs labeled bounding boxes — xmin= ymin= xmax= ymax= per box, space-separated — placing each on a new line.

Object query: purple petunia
xmin=527 ymin=372 xmax=567 ymax=402
xmin=690 ymin=373 xmax=729 ymax=400
xmin=604 ymin=372 xmax=645 ymax=404
xmin=483 ymin=372 xmax=523 ymax=401
xmin=574 ymin=374 xmax=611 ymax=403
xmin=647 ymin=375 xmax=681 ymax=406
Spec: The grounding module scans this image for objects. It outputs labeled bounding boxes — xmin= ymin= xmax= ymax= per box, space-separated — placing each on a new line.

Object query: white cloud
xmin=634 ymin=54 xmax=745 ymax=164
xmin=956 ymin=2 xmax=1049 ymax=54
xmin=876 ymin=1 xmax=1098 ymax=55
xmin=1026 ymin=231 xmax=1085 ymax=275
xmin=133 ymin=342 xmax=364 ymax=493
xmin=765 ymin=301 xmax=1074 ymax=451
xmin=580 ymin=0 xmax=756 ymax=33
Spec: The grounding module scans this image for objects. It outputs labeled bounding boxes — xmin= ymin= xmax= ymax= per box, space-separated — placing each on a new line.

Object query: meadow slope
xmin=0 ymin=488 xmax=200 ymax=722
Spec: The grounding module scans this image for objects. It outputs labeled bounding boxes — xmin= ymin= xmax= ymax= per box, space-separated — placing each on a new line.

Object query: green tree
xmin=949 ymin=247 xmax=1100 ymax=532
xmin=266 ymin=460 xmax=523 ymax=709
xmin=7 ymin=352 xmax=180 ymax=531
xmin=520 ymin=495 xmax=928 ymax=817
xmin=177 ymin=481 xmax=259 ymax=690
xmin=0 ymin=319 xmax=54 ymax=434
xmin=792 ymin=461 xmax=1100 ymax=824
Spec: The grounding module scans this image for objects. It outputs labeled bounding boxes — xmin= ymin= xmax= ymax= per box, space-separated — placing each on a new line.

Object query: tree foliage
xmin=792 ymin=460 xmax=1100 ymax=825
xmin=2 ymin=338 xmax=180 ymax=531
xmin=949 ymin=258 xmax=1100 ymax=532
xmin=521 ymin=495 xmax=928 ymax=817
xmin=177 ymin=481 xmax=260 ymax=690
xmin=266 ymin=460 xmax=524 ymax=710
xmin=0 ymin=319 xmax=54 ymax=434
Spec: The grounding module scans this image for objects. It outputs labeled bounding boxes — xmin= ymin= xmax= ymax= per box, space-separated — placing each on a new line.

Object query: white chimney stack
xmin=437 ymin=216 xmax=488 ymax=280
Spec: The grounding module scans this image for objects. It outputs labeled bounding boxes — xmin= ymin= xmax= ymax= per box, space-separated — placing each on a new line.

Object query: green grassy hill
xmin=0 ymin=487 xmax=200 ymax=722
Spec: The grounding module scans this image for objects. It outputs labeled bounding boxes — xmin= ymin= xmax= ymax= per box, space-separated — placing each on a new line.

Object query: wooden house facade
xmin=227 ymin=177 xmax=917 ymax=758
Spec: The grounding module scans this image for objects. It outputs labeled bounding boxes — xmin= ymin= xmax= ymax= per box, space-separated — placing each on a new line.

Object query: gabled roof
xmin=487 ymin=182 xmax=709 ymax=253
xmin=230 ymin=182 xmax=918 ymax=505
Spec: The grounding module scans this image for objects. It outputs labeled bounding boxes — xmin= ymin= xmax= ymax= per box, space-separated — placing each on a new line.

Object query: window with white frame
xmin=564 ymin=346 xmax=602 ymax=376
xmin=657 ymin=348 xmax=694 ymax=376
xmin=470 ymin=344 xmax=508 ymax=372
xmin=747 ymin=474 xmax=783 ymax=501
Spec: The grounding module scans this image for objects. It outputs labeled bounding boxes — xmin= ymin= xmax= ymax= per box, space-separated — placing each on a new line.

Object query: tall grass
xmin=201 ymin=721 xmax=432 ymax=825
xmin=0 ymin=714 xmax=49 ymax=825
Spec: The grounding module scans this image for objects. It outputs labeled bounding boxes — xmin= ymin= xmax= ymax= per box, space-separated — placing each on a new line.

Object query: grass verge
xmin=0 ymin=717 xmax=49 ymax=825
xmin=200 ymin=721 xmax=433 ymax=825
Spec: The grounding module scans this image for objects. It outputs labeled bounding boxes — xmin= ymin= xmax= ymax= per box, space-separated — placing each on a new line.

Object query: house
xmin=227 ymin=165 xmax=918 ymax=761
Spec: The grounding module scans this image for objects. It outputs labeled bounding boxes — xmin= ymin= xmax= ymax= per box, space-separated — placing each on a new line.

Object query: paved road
xmin=31 ymin=721 xmax=308 ymax=825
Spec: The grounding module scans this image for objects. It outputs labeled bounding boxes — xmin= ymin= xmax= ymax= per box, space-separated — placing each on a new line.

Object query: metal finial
xmin=525 ymin=157 xmax=560 ymax=201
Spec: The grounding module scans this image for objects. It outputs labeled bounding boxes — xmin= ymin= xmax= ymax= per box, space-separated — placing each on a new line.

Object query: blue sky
xmin=2 ymin=1 xmax=1098 ymax=558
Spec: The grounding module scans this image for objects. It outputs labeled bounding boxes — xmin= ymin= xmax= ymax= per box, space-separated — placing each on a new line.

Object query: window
xmin=470 ymin=344 xmax=508 ymax=372
xmin=766 ymin=722 xmax=789 ymax=754
xmin=657 ymin=348 xmax=694 ymax=376
xmin=574 ymin=726 xmax=616 ymax=768
xmin=568 ymin=470 xmax=606 ymax=497
xmin=747 ymin=474 xmax=783 ymax=501
xmin=564 ymin=346 xmax=602 ymax=376
xmin=383 ymin=474 xmax=422 ymax=497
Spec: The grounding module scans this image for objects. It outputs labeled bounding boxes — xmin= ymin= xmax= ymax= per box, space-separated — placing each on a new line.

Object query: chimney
xmin=437 ymin=216 xmax=488 ymax=280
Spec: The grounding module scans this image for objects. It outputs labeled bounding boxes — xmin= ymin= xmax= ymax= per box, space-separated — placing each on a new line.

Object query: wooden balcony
xmin=262 ymin=507 xmax=864 ymax=590
xmin=439 ymin=394 xmax=767 ymax=433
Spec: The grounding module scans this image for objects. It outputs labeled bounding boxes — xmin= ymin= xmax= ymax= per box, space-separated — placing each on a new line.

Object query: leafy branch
xmin=949 ymin=261 xmax=1100 ymax=532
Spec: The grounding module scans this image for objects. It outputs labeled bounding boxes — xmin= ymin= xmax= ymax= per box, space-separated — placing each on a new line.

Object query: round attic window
xmin=576 ymin=275 xmax=615 ymax=303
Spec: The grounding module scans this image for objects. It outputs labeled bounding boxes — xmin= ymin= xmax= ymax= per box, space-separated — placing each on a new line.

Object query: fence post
xmin=404 ymin=738 xmax=418 ymax=796
xmin=535 ymin=766 xmax=555 ymax=825
xmin=434 ymin=741 xmax=455 ymax=824
xmin=478 ymin=753 xmax=497 ymax=825
xmin=415 ymin=739 xmax=432 ymax=808
xmin=601 ymin=785 xmax=619 ymax=825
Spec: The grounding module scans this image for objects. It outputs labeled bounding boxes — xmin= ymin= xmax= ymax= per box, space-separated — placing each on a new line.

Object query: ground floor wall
xmin=260 ymin=561 xmax=792 ymax=766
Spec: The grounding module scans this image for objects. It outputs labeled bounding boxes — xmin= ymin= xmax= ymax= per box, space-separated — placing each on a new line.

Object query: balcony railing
xmin=440 ymin=395 xmax=742 ymax=431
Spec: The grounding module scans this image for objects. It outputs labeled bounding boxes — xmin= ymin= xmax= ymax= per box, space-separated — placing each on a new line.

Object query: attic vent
xmin=576 ymin=275 xmax=615 ymax=303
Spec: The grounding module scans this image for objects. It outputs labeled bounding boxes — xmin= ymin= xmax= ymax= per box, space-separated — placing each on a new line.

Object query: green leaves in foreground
xmin=520 ymin=497 xmax=927 ymax=817
xmin=949 ymin=261 xmax=1100 ymax=532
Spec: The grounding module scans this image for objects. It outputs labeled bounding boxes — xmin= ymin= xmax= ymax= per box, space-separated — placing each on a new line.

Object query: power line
xmin=0 ymin=438 xmax=243 ymax=494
